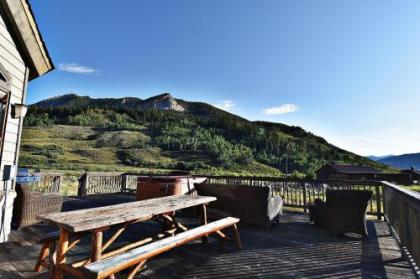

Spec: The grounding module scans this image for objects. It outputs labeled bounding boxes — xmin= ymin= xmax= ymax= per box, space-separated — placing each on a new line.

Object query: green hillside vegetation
xmin=20 ymin=94 xmax=392 ymax=177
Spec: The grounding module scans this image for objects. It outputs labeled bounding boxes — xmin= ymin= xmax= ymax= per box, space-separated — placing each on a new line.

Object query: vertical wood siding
xmin=0 ymin=13 xmax=27 ymax=183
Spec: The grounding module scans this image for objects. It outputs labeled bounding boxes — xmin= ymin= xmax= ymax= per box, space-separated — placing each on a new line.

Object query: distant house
xmin=0 ymin=0 xmax=53 ymax=242
xmin=316 ymin=163 xmax=413 ymax=185
xmin=401 ymin=169 xmax=420 ymax=184
xmin=316 ymin=164 xmax=381 ymax=180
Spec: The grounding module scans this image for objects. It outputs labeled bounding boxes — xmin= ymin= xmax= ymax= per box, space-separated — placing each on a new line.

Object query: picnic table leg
xmin=200 ymin=204 xmax=208 ymax=244
xmin=92 ymin=230 xmax=116 ymax=279
xmin=54 ymin=227 xmax=69 ymax=279
xmin=91 ymin=230 xmax=103 ymax=262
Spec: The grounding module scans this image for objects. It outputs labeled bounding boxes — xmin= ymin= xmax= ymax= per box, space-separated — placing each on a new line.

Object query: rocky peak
xmin=141 ymin=93 xmax=184 ymax=111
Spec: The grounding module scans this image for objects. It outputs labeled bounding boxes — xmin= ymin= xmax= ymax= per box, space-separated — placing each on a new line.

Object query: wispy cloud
xmin=262 ymin=104 xmax=298 ymax=115
xmin=213 ymin=100 xmax=236 ymax=111
xmin=59 ymin=63 xmax=99 ymax=74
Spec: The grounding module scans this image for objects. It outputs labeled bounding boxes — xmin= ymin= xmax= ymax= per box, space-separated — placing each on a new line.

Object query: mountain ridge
xmin=367 ymin=155 xmax=395 ymax=161
xmin=378 ymin=153 xmax=420 ymax=169
xmin=22 ymin=93 xmax=392 ymax=176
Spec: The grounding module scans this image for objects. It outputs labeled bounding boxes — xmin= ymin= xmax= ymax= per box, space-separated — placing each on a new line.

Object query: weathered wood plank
xmin=82 ymin=217 xmax=240 ymax=279
xmin=40 ymin=195 xmax=216 ymax=232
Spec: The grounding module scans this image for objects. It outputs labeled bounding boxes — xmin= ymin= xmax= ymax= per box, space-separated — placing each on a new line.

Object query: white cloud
xmin=213 ymin=100 xmax=236 ymax=111
xmin=262 ymin=104 xmax=298 ymax=115
xmin=59 ymin=63 xmax=99 ymax=74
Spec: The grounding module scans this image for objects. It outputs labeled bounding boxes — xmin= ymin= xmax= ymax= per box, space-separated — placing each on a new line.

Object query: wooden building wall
xmin=0 ymin=14 xmax=28 ymax=186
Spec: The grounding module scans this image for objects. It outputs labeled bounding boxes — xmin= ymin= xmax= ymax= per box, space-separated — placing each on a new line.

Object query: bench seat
xmin=80 ymin=217 xmax=241 ymax=279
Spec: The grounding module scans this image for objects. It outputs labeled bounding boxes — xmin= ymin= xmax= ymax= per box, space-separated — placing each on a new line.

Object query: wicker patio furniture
xmin=12 ymin=183 xmax=63 ymax=228
xmin=309 ymin=189 xmax=373 ymax=237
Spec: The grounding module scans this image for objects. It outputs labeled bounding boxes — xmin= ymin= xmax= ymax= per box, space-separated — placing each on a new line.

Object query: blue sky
xmin=28 ymin=0 xmax=420 ymax=156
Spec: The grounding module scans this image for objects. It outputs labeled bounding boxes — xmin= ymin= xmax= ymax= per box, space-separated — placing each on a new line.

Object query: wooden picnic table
xmin=39 ymin=194 xmax=217 ymax=279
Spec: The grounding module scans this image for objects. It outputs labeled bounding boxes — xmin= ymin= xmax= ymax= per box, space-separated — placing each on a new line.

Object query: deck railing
xmin=204 ymin=176 xmax=384 ymax=219
xmin=382 ymin=181 xmax=420 ymax=268
xmin=74 ymin=172 xmax=420 ymax=267
xmin=28 ymin=172 xmax=63 ymax=193
xmin=78 ymin=172 xmax=125 ymax=196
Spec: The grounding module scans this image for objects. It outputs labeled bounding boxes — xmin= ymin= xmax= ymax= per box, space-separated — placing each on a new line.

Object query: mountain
xmin=34 ymin=93 xmax=185 ymax=112
xmin=367 ymin=155 xmax=394 ymax=161
xmin=21 ymin=93 xmax=392 ymax=176
xmin=378 ymin=153 xmax=420 ymax=169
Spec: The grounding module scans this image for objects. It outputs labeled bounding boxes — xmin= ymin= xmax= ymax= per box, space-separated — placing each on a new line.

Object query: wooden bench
xmin=79 ymin=217 xmax=241 ymax=279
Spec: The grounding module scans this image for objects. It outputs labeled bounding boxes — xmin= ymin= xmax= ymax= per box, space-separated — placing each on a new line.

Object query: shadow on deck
xmin=0 ymin=193 xmax=416 ymax=278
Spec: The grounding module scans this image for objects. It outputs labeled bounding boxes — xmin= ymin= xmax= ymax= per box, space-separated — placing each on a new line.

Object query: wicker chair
xmin=12 ymin=183 xmax=63 ymax=228
xmin=309 ymin=190 xmax=373 ymax=237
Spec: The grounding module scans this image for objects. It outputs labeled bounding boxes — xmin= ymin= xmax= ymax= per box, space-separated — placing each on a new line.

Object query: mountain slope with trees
xmin=20 ymin=93 xmax=391 ymax=177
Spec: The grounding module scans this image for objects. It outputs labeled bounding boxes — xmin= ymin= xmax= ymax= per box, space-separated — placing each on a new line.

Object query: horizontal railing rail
xmin=382 ymin=181 xmax=420 ymax=268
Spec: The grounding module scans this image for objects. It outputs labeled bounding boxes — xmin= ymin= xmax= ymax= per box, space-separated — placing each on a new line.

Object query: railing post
xmin=302 ymin=182 xmax=307 ymax=213
xmin=375 ymin=184 xmax=381 ymax=220
xmin=58 ymin=175 xmax=63 ymax=193
xmin=121 ymin=174 xmax=129 ymax=193
xmin=382 ymin=183 xmax=387 ymax=220
xmin=78 ymin=173 xmax=88 ymax=196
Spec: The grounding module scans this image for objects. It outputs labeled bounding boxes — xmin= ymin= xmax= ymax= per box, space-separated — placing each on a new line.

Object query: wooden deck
xmin=0 ymin=193 xmax=417 ymax=279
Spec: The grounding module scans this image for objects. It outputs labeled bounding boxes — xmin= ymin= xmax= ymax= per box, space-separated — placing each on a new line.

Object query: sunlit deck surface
xmin=1 ymin=193 xmax=416 ymax=279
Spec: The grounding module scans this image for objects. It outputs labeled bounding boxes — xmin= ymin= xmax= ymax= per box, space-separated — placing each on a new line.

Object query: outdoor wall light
xmin=11 ymin=103 xmax=28 ymax=119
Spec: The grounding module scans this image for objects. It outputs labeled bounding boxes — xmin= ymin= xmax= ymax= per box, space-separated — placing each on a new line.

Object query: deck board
xmin=0 ymin=193 xmax=417 ymax=278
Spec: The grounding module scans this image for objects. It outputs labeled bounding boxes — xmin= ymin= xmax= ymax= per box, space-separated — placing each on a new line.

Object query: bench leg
xmin=35 ymin=242 xmax=50 ymax=272
xmin=231 ymin=224 xmax=243 ymax=250
xmin=199 ymin=204 xmax=208 ymax=244
xmin=127 ymin=260 xmax=147 ymax=279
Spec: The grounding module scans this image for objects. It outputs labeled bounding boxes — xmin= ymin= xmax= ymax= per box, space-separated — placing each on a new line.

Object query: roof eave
xmin=0 ymin=0 xmax=54 ymax=80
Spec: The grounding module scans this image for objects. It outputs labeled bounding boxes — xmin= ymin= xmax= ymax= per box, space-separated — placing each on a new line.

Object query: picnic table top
xmin=39 ymin=195 xmax=216 ymax=233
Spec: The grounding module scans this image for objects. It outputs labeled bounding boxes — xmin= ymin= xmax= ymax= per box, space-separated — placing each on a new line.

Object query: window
xmin=0 ymin=63 xmax=10 ymax=95
xmin=0 ymin=63 xmax=11 ymax=166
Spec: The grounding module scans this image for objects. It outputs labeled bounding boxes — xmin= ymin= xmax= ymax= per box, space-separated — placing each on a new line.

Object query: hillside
xmin=20 ymin=93 xmax=391 ymax=177
xmin=378 ymin=153 xmax=420 ymax=169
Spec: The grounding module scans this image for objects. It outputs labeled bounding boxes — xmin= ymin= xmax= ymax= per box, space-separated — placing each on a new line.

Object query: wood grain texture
xmin=40 ymin=195 xmax=216 ymax=232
